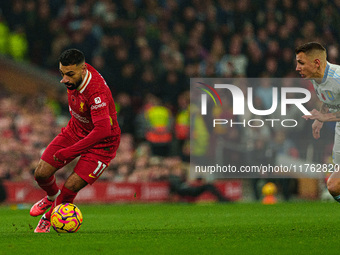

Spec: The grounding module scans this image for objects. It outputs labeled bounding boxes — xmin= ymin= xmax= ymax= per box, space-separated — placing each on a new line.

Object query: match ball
xmin=262 ymin=182 xmax=277 ymax=196
xmin=51 ymin=203 xmax=83 ymax=233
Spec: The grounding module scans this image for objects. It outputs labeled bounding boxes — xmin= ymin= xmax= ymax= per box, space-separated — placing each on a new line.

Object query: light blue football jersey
xmin=312 ymin=62 xmax=340 ymax=113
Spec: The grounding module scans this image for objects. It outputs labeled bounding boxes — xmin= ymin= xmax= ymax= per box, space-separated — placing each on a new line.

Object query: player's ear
xmin=314 ymin=58 xmax=321 ymax=67
xmin=81 ymin=63 xmax=87 ymax=74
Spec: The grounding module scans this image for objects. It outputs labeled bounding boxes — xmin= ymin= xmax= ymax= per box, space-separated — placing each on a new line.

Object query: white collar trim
xmin=78 ymin=70 xmax=92 ymax=93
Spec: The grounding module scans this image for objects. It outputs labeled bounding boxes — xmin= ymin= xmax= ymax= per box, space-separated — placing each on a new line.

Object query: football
xmin=51 ymin=203 xmax=83 ymax=233
xmin=262 ymin=182 xmax=277 ymax=196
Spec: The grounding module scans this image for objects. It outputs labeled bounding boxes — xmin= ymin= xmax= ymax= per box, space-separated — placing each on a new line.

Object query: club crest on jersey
xmin=325 ymin=90 xmax=335 ymax=101
xmin=79 ymin=101 xmax=85 ymax=112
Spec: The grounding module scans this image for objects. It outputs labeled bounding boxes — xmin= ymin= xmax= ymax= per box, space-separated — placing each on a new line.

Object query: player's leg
xmin=57 ymin=171 xmax=88 ymax=204
xmin=34 ymin=159 xmax=59 ymax=198
xmin=44 ymin=153 xmax=112 ymax=221
xmin=35 ymin=171 xmax=87 ymax=233
xmin=35 ymin=145 xmax=118 ymax=233
xmin=30 ymin=160 xmax=59 ymax=217
xmin=327 ymin=132 xmax=340 ymax=202
xmin=31 ymin=133 xmax=76 ymax=218
xmin=43 ymin=172 xmax=87 ymax=221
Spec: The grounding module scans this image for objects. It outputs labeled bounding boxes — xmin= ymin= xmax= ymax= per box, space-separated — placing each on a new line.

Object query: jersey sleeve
xmin=89 ymin=92 xmax=111 ymax=123
xmin=54 ymin=117 xmax=111 ymax=162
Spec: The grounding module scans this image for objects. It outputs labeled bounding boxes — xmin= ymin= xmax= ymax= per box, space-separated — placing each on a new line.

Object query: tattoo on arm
xmin=322 ymin=103 xmax=340 ymax=119
xmin=320 ymin=103 xmax=329 ymax=114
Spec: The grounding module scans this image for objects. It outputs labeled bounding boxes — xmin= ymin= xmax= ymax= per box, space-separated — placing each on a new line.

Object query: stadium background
xmin=0 ymin=0 xmax=338 ymax=203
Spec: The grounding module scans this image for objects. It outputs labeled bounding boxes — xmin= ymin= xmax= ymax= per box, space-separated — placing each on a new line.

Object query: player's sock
xmin=47 ymin=190 xmax=61 ymax=201
xmin=332 ymin=194 xmax=340 ymax=203
xmin=44 ymin=186 xmax=78 ymax=221
xmin=35 ymin=175 xmax=59 ymax=197
xmin=56 ymin=186 xmax=78 ymax=204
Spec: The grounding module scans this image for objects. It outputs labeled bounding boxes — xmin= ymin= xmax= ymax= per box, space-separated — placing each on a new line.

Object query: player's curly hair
xmin=59 ymin=49 xmax=85 ymax=66
xmin=295 ymin=42 xmax=326 ymax=55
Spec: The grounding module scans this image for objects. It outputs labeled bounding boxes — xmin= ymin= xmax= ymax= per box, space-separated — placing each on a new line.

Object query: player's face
xmin=295 ymin=52 xmax=319 ymax=79
xmin=59 ymin=63 xmax=86 ymax=90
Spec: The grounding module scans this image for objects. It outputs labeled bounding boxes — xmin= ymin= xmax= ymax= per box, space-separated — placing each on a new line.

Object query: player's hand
xmin=53 ymin=153 xmax=66 ymax=164
xmin=311 ymin=120 xmax=323 ymax=139
xmin=302 ymin=109 xmax=328 ymax=122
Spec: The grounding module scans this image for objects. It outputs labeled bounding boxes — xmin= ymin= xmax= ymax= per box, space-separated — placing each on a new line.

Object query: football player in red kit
xmin=30 ymin=49 xmax=121 ymax=232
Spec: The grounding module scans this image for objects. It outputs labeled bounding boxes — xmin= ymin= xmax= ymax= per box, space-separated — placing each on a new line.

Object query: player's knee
xmin=327 ymin=178 xmax=340 ymax=196
xmin=34 ymin=160 xmax=56 ymax=180
xmin=64 ymin=173 xmax=87 ymax=193
xmin=34 ymin=166 xmax=50 ymax=180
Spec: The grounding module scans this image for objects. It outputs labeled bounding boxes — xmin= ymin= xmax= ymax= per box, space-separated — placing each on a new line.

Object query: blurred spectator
xmin=279 ymin=48 xmax=295 ymax=76
xmin=115 ymin=93 xmax=135 ymax=135
xmin=136 ymin=66 xmax=159 ymax=98
xmin=93 ymin=0 xmax=117 ymax=25
xmin=246 ymin=41 xmax=264 ymax=77
xmin=6 ymin=0 xmax=25 ymax=31
xmin=174 ymin=91 xmax=190 ymax=161
xmin=27 ymin=1 xmax=52 ymax=65
xmin=8 ymin=25 xmax=28 ymax=61
xmin=160 ymin=70 xmax=184 ymax=108
xmin=143 ymin=95 xmax=173 ymax=157
xmin=0 ymin=13 xmax=10 ymax=55
xmin=217 ymin=35 xmax=248 ymax=77
xmin=255 ymin=78 xmax=275 ymax=110
xmin=113 ymin=163 xmax=132 ymax=182
xmin=91 ymin=54 xmax=113 ymax=87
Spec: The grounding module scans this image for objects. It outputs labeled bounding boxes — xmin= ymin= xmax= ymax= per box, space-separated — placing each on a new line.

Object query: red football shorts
xmin=41 ymin=132 xmax=120 ymax=185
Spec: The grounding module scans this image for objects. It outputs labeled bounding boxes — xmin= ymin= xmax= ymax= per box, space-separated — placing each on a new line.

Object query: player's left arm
xmin=54 ymin=93 xmax=111 ymax=163
xmin=303 ymin=110 xmax=340 ymax=122
xmin=302 ymin=102 xmax=340 ymax=122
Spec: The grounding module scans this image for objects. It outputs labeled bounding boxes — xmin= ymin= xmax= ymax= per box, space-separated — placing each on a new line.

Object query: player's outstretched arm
xmin=54 ymin=117 xmax=111 ymax=162
xmin=303 ymin=109 xmax=340 ymax=122
xmin=302 ymin=103 xmax=333 ymax=122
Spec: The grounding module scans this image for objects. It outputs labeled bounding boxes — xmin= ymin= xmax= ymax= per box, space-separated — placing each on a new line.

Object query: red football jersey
xmin=62 ymin=63 xmax=120 ymax=151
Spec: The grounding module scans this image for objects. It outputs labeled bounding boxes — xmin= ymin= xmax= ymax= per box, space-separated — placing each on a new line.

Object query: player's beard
xmin=64 ymin=77 xmax=82 ymax=90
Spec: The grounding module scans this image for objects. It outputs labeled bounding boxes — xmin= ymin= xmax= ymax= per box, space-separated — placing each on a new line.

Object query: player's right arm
xmin=312 ymin=120 xmax=323 ymax=139
xmin=311 ymin=103 xmax=328 ymax=139
xmin=303 ymin=103 xmax=328 ymax=139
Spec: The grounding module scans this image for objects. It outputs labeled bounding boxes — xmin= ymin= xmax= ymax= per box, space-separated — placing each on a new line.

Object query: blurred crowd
xmin=0 ymin=0 xmax=339 ymax=186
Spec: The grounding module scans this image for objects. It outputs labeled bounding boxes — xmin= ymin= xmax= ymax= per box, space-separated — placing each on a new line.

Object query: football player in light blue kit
xmin=296 ymin=42 xmax=340 ymax=202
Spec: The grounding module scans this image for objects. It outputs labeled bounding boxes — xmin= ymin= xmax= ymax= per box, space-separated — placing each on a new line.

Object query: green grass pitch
xmin=0 ymin=202 xmax=339 ymax=255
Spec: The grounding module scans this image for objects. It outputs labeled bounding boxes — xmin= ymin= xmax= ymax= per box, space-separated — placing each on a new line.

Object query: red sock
xmin=35 ymin=175 xmax=59 ymax=197
xmin=45 ymin=186 xmax=77 ymax=220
